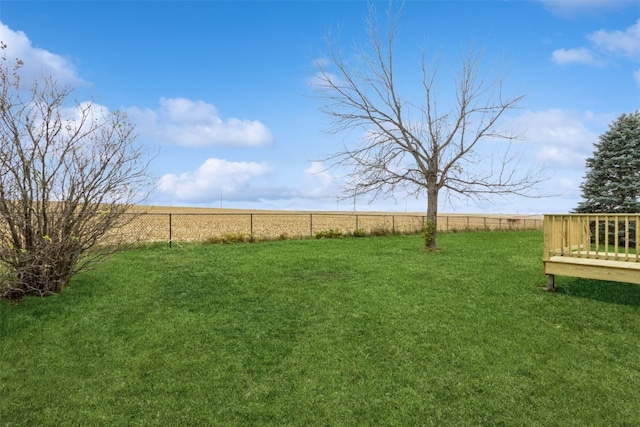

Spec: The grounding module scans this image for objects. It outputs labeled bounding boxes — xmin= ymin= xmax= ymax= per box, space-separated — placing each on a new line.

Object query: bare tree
xmin=0 ymin=42 xmax=153 ymax=300
xmin=312 ymin=4 xmax=544 ymax=249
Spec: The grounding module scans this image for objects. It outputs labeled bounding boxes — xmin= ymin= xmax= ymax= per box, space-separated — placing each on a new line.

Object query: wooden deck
xmin=543 ymin=214 xmax=640 ymax=288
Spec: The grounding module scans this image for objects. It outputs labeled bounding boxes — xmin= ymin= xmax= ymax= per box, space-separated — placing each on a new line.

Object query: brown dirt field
xmin=112 ymin=205 xmax=543 ymax=244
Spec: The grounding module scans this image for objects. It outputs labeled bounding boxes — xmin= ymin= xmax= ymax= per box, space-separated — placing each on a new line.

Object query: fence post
xmin=250 ymin=213 xmax=253 ymax=235
xmin=310 ymin=214 xmax=313 ymax=237
xmin=169 ymin=213 xmax=172 ymax=248
xmin=356 ymin=214 xmax=359 ymax=232
xmin=392 ymin=215 xmax=395 ymax=234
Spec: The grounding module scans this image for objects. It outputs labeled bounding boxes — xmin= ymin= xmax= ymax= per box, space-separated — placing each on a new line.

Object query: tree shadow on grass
xmin=555 ymin=278 xmax=640 ymax=307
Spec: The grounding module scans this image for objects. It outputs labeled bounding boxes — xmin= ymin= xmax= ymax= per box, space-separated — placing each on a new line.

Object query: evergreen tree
xmin=575 ymin=111 xmax=640 ymax=213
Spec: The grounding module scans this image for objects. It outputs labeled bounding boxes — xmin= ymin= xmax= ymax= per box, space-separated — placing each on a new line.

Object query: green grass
xmin=1 ymin=230 xmax=639 ymax=426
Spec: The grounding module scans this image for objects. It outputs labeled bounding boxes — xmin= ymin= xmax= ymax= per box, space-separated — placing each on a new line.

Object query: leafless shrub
xmin=0 ymin=42 xmax=153 ymax=300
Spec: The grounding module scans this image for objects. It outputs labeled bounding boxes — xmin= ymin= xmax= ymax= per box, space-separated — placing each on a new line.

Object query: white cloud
xmin=23 ymin=100 xmax=114 ymax=153
xmin=307 ymin=70 xmax=344 ymax=90
xmin=63 ymin=101 xmax=110 ymax=125
xmin=311 ymin=57 xmax=331 ymax=69
xmin=304 ymin=161 xmax=334 ymax=185
xmin=0 ymin=22 xmax=85 ymax=86
xmin=551 ymin=47 xmax=600 ymax=65
xmin=509 ymin=109 xmax=603 ymax=169
xmin=153 ymin=158 xmax=342 ymax=205
xmin=588 ymin=18 xmax=640 ymax=59
xmin=307 ymin=57 xmax=345 ymax=89
xmin=634 ymin=69 xmax=640 ymax=87
xmin=496 ymin=109 xmax=618 ymax=212
xmin=127 ymin=97 xmax=274 ymax=147
xmin=536 ymin=145 xmax=585 ymax=169
xmin=157 ymin=158 xmax=273 ymax=203
xmin=301 ymin=161 xmax=339 ymax=198
xmin=552 ymin=19 xmax=640 ymax=71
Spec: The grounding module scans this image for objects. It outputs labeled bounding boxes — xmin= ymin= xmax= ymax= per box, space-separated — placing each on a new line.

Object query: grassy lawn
xmin=1 ymin=230 xmax=639 ymax=426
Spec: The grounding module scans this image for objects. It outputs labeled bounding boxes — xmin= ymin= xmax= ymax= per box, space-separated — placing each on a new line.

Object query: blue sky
xmin=1 ymin=0 xmax=639 ymax=214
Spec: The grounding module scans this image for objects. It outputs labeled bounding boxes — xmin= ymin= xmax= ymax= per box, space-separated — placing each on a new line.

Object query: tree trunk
xmin=425 ymin=183 xmax=438 ymax=250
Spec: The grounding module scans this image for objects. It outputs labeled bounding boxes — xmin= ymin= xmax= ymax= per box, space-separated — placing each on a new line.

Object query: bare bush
xmin=0 ymin=42 xmax=153 ymax=300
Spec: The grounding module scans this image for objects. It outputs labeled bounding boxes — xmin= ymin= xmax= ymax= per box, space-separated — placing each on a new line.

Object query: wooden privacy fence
xmin=113 ymin=212 xmax=543 ymax=245
xmin=543 ymin=213 xmax=640 ymax=287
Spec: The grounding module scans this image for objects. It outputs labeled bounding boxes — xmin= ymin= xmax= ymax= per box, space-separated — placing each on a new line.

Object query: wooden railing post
xmin=542 ymin=215 xmax=552 ymax=261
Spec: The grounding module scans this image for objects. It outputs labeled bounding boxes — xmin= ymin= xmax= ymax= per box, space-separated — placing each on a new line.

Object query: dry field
xmin=110 ymin=206 xmax=543 ymax=244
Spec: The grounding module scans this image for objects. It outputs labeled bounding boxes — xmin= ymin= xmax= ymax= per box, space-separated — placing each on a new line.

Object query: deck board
xmin=544 ymin=256 xmax=640 ymax=285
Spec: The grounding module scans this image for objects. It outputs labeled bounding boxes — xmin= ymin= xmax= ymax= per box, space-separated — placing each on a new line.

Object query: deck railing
xmin=543 ymin=213 xmax=639 ymax=263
